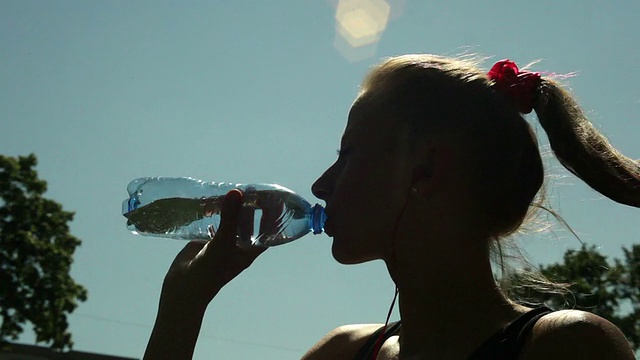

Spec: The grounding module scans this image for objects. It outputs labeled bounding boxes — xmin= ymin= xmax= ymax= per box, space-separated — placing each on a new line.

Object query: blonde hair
xmin=361 ymin=54 xmax=640 ymax=297
xmin=361 ymin=54 xmax=545 ymax=237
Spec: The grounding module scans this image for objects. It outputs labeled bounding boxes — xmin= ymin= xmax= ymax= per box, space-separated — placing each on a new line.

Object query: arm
xmin=143 ymin=190 xmax=266 ymax=360
xmin=521 ymin=310 xmax=635 ymax=360
xmin=144 ymin=289 xmax=209 ymax=360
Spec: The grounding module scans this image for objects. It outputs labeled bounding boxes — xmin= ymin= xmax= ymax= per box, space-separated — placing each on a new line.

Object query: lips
xmin=324 ymin=221 xmax=334 ymax=237
xmin=323 ymin=210 xmax=334 ymax=237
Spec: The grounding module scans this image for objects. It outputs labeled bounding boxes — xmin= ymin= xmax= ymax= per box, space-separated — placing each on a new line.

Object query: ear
xmin=411 ymin=160 xmax=435 ymax=195
xmin=410 ymin=146 xmax=452 ymax=195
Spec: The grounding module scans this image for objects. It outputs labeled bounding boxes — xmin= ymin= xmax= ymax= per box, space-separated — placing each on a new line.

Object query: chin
xmin=331 ymin=239 xmax=376 ymax=265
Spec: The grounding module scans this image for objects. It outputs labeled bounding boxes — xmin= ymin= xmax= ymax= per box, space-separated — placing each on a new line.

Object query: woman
xmin=143 ymin=55 xmax=637 ymax=359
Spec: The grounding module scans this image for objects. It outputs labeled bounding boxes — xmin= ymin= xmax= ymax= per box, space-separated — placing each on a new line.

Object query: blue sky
xmin=1 ymin=1 xmax=639 ymax=359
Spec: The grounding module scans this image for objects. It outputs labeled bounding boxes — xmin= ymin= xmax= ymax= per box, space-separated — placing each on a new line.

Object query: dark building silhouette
xmin=1 ymin=343 xmax=137 ymax=360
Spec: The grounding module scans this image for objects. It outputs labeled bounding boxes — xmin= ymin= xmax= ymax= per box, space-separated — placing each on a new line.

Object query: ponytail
xmin=535 ymin=80 xmax=640 ymax=208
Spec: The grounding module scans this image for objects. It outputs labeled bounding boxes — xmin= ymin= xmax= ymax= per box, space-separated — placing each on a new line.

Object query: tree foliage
xmin=0 ymin=154 xmax=87 ymax=350
xmin=508 ymin=244 xmax=640 ymax=351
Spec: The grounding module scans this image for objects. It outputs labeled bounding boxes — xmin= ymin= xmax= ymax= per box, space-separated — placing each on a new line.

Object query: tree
xmin=0 ymin=154 xmax=87 ymax=350
xmin=507 ymin=244 xmax=640 ymax=351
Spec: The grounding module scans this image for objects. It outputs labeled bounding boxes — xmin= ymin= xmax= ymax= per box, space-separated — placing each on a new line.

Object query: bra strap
xmin=468 ymin=307 xmax=553 ymax=359
xmin=352 ymin=321 xmax=402 ymax=360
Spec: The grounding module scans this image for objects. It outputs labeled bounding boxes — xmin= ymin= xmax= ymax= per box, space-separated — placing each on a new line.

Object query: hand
xmin=145 ymin=190 xmax=267 ymax=359
xmin=160 ymin=189 xmax=267 ymax=309
xmin=237 ymin=188 xmax=286 ymax=246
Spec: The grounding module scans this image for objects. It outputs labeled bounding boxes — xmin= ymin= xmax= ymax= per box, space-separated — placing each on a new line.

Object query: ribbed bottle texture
xmin=122 ymin=177 xmax=325 ymax=247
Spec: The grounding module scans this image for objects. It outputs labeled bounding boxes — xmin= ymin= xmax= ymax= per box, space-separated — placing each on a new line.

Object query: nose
xmin=312 ymin=167 xmax=333 ymax=200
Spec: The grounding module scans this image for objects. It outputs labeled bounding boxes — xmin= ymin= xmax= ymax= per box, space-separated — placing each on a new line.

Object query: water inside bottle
xmin=123 ymin=189 xmax=312 ymax=246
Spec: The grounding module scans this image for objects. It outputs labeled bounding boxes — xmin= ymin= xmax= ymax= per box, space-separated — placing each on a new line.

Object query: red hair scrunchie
xmin=487 ymin=59 xmax=541 ymax=114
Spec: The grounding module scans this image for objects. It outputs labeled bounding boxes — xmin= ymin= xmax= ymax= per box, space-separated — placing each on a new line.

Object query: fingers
xmin=259 ymin=200 xmax=284 ymax=236
xmin=214 ymin=189 xmax=243 ymax=247
xmin=162 ymin=190 xmax=272 ymax=305
xmin=238 ymin=206 xmax=255 ymax=245
xmin=203 ymin=188 xmax=285 ymax=248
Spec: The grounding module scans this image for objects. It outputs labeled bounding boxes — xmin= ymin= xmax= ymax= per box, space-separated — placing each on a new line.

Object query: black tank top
xmin=352 ymin=307 xmax=553 ymax=360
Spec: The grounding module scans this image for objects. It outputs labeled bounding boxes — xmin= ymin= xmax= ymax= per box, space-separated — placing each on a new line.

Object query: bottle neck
xmin=311 ymin=204 xmax=326 ymax=234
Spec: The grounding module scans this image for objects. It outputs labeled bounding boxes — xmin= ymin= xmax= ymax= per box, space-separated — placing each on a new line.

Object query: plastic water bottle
xmin=122 ymin=177 xmax=326 ymax=247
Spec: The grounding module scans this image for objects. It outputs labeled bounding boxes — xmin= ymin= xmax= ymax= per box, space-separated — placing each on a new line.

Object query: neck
xmin=387 ymin=237 xmax=525 ymax=359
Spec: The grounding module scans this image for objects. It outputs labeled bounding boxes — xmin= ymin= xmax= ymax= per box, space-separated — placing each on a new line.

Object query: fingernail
xmin=225 ymin=189 xmax=243 ymax=212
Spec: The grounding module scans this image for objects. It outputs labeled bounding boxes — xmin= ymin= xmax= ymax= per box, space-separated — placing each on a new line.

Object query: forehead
xmin=340 ymin=96 xmax=407 ymax=150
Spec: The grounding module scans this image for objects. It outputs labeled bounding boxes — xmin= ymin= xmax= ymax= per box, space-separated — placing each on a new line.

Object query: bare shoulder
xmin=301 ymin=323 xmax=382 ymax=360
xmin=520 ymin=309 xmax=635 ymax=360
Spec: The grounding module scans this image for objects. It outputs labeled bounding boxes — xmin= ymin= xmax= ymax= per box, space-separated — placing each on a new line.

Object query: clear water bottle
xmin=122 ymin=177 xmax=326 ymax=247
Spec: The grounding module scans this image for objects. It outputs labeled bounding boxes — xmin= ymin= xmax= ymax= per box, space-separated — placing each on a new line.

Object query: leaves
xmin=507 ymin=244 xmax=640 ymax=350
xmin=0 ymin=154 xmax=87 ymax=350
